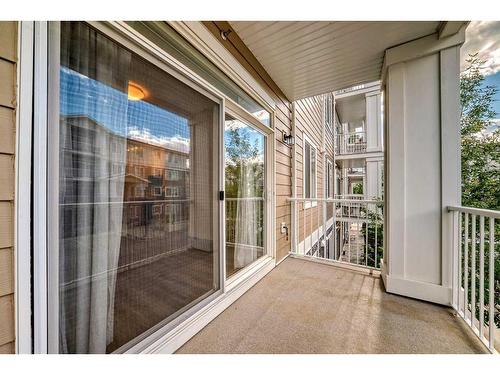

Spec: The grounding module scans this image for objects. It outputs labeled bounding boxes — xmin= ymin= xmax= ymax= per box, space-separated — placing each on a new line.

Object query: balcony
xmin=335 ymin=131 xmax=367 ymax=155
xmin=177 ymin=257 xmax=486 ymax=354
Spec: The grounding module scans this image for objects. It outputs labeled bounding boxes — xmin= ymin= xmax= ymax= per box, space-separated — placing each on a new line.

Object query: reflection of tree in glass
xmin=224 ymin=122 xmax=265 ymax=249
xmin=225 ymin=125 xmax=264 ymax=199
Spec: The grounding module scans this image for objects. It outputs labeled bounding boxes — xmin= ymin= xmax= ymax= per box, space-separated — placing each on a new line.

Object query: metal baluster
xmin=471 ymin=215 xmax=476 ymax=328
xmin=302 ymin=202 xmax=306 ymax=255
xmin=479 ymin=215 xmax=485 ymax=339
xmin=458 ymin=212 xmax=462 ymax=314
xmin=375 ymin=204 xmax=378 ymax=269
xmin=317 ymin=199 xmax=321 ymax=258
xmin=365 ymin=202 xmax=369 ymax=267
xmin=464 ymin=213 xmax=469 ymax=320
xmin=488 ymin=217 xmax=495 ymax=350
xmin=309 ymin=200 xmax=312 ymax=256
xmin=348 ymin=200 xmax=351 ymax=263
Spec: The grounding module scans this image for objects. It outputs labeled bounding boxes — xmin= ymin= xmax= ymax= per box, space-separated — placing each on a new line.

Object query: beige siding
xmin=295 ymin=95 xmax=335 ymax=244
xmin=0 ymin=21 xmax=17 ymax=354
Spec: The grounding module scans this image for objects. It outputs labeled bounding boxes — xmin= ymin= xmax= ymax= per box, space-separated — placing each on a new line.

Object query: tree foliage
xmin=460 ymin=54 xmax=499 ymax=327
xmin=460 ymin=54 xmax=500 ymax=210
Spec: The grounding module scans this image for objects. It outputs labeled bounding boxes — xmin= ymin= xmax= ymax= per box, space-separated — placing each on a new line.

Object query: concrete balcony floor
xmin=177 ymin=257 xmax=487 ymax=354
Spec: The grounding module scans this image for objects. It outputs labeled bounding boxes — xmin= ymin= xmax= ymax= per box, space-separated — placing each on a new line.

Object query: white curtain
xmin=59 ymin=22 xmax=130 ymax=353
xmin=234 ymin=159 xmax=261 ymax=268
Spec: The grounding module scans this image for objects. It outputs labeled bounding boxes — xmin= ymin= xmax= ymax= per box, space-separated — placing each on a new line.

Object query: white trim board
xmin=381 ymin=263 xmax=452 ymax=306
xmin=15 ymin=21 xmax=35 ymax=354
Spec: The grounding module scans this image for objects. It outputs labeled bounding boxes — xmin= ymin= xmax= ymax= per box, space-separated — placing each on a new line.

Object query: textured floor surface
xmin=177 ymin=257 xmax=487 ymax=354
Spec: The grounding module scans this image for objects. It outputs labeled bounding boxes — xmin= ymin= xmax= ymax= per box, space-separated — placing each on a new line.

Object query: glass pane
xmin=304 ymin=142 xmax=311 ymax=198
xmin=58 ymin=22 xmax=220 ymax=353
xmin=224 ymin=114 xmax=265 ymax=277
xmin=126 ymin=22 xmax=271 ymax=127
xmin=311 ymin=147 xmax=317 ymax=198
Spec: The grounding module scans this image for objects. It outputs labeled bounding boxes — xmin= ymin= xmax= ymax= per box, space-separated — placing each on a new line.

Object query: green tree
xmin=352 ymin=182 xmax=363 ymax=195
xmin=460 ymin=54 xmax=499 ymax=210
xmin=460 ymin=54 xmax=499 ymax=327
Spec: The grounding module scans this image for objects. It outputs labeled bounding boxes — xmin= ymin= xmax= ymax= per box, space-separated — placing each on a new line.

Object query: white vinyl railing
xmin=448 ymin=205 xmax=499 ymax=353
xmin=288 ymin=197 xmax=383 ymax=270
xmin=335 ymin=131 xmax=367 ymax=155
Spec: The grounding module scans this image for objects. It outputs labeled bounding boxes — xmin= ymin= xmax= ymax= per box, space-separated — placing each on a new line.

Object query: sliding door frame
xmin=224 ymin=99 xmax=275 ymax=285
xmin=26 ymin=20 xmax=276 ymax=354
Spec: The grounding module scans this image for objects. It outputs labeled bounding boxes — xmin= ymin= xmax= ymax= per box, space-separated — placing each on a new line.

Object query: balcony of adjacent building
xmin=334 ymin=82 xmax=383 ymax=160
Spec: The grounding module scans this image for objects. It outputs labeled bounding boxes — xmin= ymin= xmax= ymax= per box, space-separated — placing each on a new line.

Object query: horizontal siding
xmin=0 ymin=21 xmax=16 ymax=354
xmin=295 ymin=94 xmax=335 ymax=244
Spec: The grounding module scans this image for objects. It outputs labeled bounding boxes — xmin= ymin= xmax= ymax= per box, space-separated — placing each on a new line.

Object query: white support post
xmin=382 ymin=28 xmax=465 ymax=305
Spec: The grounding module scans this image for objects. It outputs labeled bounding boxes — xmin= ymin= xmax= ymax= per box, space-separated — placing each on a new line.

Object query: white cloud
xmin=461 ymin=21 xmax=500 ymax=75
xmin=128 ymin=127 xmax=190 ymax=154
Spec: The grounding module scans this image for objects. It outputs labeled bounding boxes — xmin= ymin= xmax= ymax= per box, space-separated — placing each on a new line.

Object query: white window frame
xmin=303 ymin=134 xmax=317 ymax=208
xmin=325 ymin=93 xmax=333 ymax=133
xmin=326 ymin=159 xmax=333 ymax=199
xmin=21 ymin=20 xmax=277 ymax=354
xmin=224 ymin=100 xmax=275 ymax=285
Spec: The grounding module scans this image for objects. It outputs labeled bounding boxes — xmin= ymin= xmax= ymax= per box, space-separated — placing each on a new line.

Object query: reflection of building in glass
xmin=60 ymin=115 xmax=191 ymax=267
xmin=59 ymin=65 xmax=194 ymax=273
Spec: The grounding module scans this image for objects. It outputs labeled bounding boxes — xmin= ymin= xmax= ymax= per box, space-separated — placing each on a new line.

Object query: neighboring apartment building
xmin=0 ymin=21 xmax=497 ymax=354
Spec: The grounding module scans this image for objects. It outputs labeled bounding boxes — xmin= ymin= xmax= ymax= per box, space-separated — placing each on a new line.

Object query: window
xmin=153 ymin=186 xmax=163 ymax=196
xmin=326 ymin=160 xmax=333 ymax=198
xmin=325 ymin=93 xmax=333 ymax=132
xmin=53 ymin=21 xmax=221 ymax=353
xmin=224 ymin=112 xmax=266 ymax=277
xmin=303 ymin=135 xmax=317 ymax=207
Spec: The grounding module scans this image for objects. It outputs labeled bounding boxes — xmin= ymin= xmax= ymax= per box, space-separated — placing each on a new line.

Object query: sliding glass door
xmin=224 ymin=108 xmax=268 ymax=278
xmin=50 ymin=22 xmax=223 ymax=353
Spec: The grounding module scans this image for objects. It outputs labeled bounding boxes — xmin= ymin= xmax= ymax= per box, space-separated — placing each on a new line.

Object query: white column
xmin=365 ymin=92 xmax=382 ymax=152
xmin=366 ymin=156 xmax=383 ymax=199
xmin=382 ymin=30 xmax=464 ymax=305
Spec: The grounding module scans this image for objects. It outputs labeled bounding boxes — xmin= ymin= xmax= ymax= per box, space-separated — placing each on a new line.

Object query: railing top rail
xmin=447 ymin=205 xmax=500 ymax=219
xmin=287 ymin=197 xmax=383 ymax=204
xmin=226 ymin=197 xmax=265 ymax=201
xmin=338 ymin=130 xmax=366 ymax=135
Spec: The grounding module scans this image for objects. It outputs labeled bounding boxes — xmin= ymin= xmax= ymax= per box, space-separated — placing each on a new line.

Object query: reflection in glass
xmin=58 ymin=22 xmax=219 ymax=353
xmin=224 ymin=115 xmax=266 ymax=277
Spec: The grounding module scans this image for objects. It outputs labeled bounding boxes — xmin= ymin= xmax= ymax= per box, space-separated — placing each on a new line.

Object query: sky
xmin=60 ymin=66 xmax=191 ymax=154
xmin=461 ymin=21 xmax=500 ymax=127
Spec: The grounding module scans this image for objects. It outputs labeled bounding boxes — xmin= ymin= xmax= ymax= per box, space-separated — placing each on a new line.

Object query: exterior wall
xmin=382 ymin=31 xmax=463 ymax=305
xmin=203 ymin=22 xmax=294 ymax=262
xmin=295 ymin=95 xmax=334 ymax=246
xmin=202 ymin=22 xmax=334 ymax=260
xmin=0 ymin=21 xmax=17 ymax=354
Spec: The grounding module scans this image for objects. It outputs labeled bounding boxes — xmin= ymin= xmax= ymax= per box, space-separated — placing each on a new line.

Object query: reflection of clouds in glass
xmin=128 ymin=127 xmax=190 ymax=153
xmin=60 ymin=66 xmax=190 ymax=152
xmin=225 ymin=119 xmax=265 ymax=165
xmin=461 ymin=21 xmax=500 ymax=75
xmin=252 ymin=109 xmax=270 ymax=126
xmin=225 ymin=119 xmax=247 ymax=131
